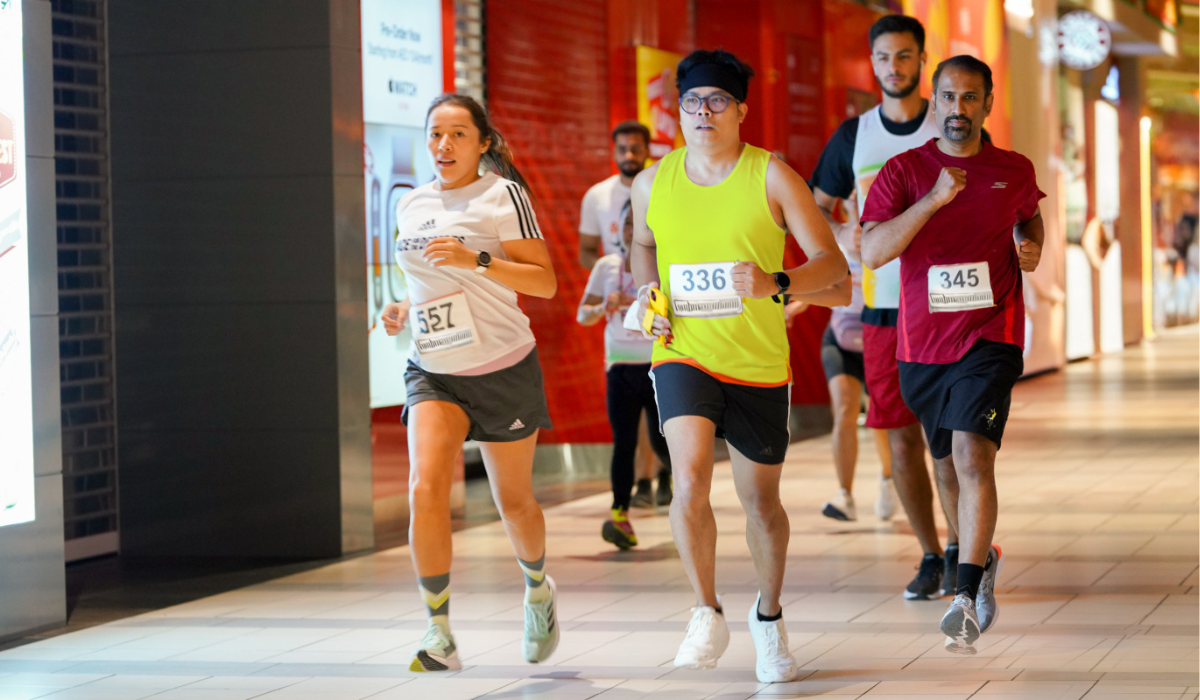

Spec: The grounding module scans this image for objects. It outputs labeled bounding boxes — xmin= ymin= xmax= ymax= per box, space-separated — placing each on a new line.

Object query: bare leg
xmin=828 ymin=374 xmax=864 ymax=492
xmin=888 ymin=422 xmax=943 ymax=556
xmin=479 ymin=432 xmax=545 ymax=563
xmin=872 ymin=428 xmax=892 ymax=478
xmin=663 ymin=415 xmax=719 ymax=608
xmin=729 ymin=446 xmax=788 ymax=616
xmin=949 ymin=431 xmax=998 ymax=567
xmin=408 ymin=402 xmax=471 ymax=577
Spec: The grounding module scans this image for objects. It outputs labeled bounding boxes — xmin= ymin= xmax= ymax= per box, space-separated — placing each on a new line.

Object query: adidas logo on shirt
xmin=509 ymin=419 xmax=525 ymax=431
xmin=417 ymin=218 xmax=437 ymax=232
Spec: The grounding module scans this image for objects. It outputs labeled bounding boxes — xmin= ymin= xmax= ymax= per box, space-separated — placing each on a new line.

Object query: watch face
xmin=478 ymin=250 xmax=492 ymax=266
xmin=1057 ymin=11 xmax=1112 ymax=71
xmin=774 ymin=272 xmax=790 ymax=290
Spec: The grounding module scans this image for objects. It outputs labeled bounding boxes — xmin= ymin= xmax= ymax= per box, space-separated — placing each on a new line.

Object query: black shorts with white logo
xmin=650 ymin=361 xmax=791 ymax=465
xmin=897 ymin=340 xmax=1024 ymax=460
xmin=402 ymin=347 xmax=553 ymax=442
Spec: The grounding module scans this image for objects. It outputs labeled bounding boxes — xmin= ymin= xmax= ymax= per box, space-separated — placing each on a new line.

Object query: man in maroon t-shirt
xmin=860 ymin=55 xmax=1045 ymax=655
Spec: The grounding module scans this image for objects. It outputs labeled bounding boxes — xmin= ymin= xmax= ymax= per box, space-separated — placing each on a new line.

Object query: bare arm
xmin=771 ymin=158 xmax=848 ymax=295
xmin=579 ymin=234 xmax=602 ymax=270
xmin=861 ymin=167 xmax=965 ymax=270
xmin=1015 ymin=209 xmax=1044 ymax=272
xmin=422 ymin=237 xmax=558 ymax=298
xmin=812 ymin=187 xmax=862 ymax=264
xmin=577 ymin=292 xmax=606 ymax=326
xmin=789 ymin=273 xmax=852 ymax=307
xmin=630 ymin=163 xmax=660 ymax=289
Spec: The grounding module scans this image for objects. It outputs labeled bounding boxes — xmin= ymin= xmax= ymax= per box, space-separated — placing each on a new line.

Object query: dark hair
xmin=612 ymin=120 xmax=650 ymax=146
xmin=932 ymin=55 xmax=993 ymax=96
xmin=426 ymin=93 xmax=534 ymax=196
xmin=869 ymin=15 xmax=926 ymax=54
xmin=675 ymin=49 xmax=755 ymax=102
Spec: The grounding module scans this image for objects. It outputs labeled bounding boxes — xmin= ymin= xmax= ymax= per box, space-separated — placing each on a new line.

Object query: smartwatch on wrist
xmin=473 ymin=250 xmax=492 ymax=275
xmin=772 ymin=271 xmax=791 ymax=303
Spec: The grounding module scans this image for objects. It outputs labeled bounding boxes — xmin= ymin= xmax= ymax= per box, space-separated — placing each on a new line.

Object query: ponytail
xmin=426 ymin=93 xmax=535 ymax=200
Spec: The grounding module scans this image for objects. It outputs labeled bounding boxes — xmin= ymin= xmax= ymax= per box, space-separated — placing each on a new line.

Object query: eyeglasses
xmin=679 ymin=93 xmax=737 ymax=114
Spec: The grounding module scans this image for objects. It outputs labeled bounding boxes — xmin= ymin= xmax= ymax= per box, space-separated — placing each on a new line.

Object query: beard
xmin=880 ymin=74 xmax=920 ymax=99
xmin=618 ymin=160 xmax=644 ymax=178
xmin=942 ymin=116 xmax=973 ymax=141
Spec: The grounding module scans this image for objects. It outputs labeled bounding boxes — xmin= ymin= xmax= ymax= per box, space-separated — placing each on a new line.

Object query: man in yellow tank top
xmin=626 ymin=49 xmax=850 ymax=683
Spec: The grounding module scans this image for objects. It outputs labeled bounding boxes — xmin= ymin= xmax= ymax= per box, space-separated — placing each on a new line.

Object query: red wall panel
xmin=487 ymin=0 xmax=614 ymax=443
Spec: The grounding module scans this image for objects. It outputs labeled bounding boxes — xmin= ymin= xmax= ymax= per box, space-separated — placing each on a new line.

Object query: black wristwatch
xmin=773 ymin=271 xmax=791 ymax=295
xmin=473 ymin=250 xmax=492 ymax=275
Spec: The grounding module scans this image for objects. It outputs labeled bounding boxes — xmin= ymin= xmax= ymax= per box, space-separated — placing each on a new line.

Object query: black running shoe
xmin=942 ymin=544 xmax=959 ymax=597
xmin=904 ymin=553 xmax=944 ymax=600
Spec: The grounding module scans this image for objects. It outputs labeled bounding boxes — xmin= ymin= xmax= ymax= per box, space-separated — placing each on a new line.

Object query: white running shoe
xmin=522 ymin=575 xmax=560 ymax=663
xmin=940 ymin=593 xmax=981 ymax=655
xmin=747 ymin=593 xmax=798 ymax=683
xmin=674 ymin=601 xmax=730 ymax=669
xmin=821 ymin=489 xmax=857 ymax=522
xmin=409 ymin=623 xmax=462 ymax=672
xmin=976 ymin=545 xmax=1005 ymax=633
xmin=875 ymin=477 xmax=897 ymax=521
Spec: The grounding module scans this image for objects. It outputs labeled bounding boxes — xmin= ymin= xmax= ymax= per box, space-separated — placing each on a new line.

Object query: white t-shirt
xmin=395 ymin=172 xmax=541 ymax=375
xmin=581 ymin=254 xmax=653 ymax=367
xmin=579 ymin=174 xmax=631 ymax=256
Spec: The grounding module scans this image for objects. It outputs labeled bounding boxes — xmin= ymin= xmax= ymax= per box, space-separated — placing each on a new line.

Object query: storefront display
xmin=0 ymin=0 xmax=35 ymax=528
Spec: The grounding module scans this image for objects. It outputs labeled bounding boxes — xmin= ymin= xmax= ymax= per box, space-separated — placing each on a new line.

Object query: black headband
xmin=678 ymin=63 xmax=747 ymax=102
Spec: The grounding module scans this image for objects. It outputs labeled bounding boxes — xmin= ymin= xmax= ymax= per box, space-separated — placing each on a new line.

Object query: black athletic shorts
xmin=820 ymin=326 xmax=866 ymax=386
xmin=650 ymin=361 xmax=791 ymax=465
xmin=898 ymin=340 xmax=1024 ymax=460
xmin=402 ymin=347 xmax=553 ymax=442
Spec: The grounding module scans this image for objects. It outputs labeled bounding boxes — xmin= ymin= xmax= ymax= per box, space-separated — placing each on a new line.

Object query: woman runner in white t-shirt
xmin=578 ymin=201 xmax=672 ymax=551
xmin=381 ymin=94 xmax=559 ymax=672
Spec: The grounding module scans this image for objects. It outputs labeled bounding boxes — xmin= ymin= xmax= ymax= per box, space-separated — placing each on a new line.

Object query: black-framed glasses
xmin=679 ymin=93 xmax=737 ymax=114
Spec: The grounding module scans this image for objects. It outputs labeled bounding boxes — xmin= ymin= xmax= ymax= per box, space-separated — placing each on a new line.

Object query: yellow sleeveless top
xmin=647 ymin=145 xmax=790 ymax=386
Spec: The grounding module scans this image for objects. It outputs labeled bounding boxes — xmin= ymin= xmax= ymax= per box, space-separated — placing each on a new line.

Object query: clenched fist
xmin=1017 ymin=238 xmax=1041 ymax=272
xmin=927 ymin=167 xmax=967 ymax=208
xmin=381 ymin=300 xmax=411 ymax=336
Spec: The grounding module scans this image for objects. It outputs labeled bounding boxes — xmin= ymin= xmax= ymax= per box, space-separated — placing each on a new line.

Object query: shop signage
xmin=1057 ymin=10 xmax=1113 ymax=71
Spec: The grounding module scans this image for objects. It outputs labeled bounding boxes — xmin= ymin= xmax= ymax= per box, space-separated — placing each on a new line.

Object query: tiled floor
xmin=1 ymin=328 xmax=1196 ymax=699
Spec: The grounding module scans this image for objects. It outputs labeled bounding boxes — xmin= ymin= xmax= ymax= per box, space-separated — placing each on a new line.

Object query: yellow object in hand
xmin=643 ymin=287 xmax=670 ymax=347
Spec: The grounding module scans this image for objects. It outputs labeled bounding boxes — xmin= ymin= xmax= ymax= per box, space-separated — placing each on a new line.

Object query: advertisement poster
xmin=362 ymin=0 xmax=442 ymax=408
xmin=0 ymin=0 xmax=36 ymax=527
xmin=361 ymin=0 xmax=443 ymax=129
xmin=636 ymin=46 xmax=685 ymax=160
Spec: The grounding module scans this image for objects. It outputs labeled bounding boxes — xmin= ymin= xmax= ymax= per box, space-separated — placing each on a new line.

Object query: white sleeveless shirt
xmin=853 ymin=104 xmax=940 ymax=310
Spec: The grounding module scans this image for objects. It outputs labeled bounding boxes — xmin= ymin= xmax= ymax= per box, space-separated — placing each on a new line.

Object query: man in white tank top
xmin=809 ymin=15 xmax=957 ymax=602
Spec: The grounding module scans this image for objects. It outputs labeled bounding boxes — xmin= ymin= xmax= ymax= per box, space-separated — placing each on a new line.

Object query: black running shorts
xmin=820 ymin=326 xmax=866 ymax=386
xmin=897 ymin=340 xmax=1024 ymax=460
xmin=402 ymin=348 xmax=553 ymax=442
xmin=650 ymin=361 xmax=791 ymax=465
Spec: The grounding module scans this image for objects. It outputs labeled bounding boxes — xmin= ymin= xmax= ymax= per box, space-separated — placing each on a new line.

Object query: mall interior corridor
xmin=0 ymin=328 xmax=1196 ymax=699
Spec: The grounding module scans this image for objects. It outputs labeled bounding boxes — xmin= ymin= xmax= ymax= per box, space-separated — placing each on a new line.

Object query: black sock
xmin=956 ymin=563 xmax=985 ymax=600
xmin=635 ymin=478 xmax=652 ymax=494
xmin=756 ymin=607 xmax=783 ymax=622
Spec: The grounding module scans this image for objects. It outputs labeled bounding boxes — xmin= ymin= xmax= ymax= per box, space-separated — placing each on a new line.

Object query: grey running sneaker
xmin=976 ymin=545 xmax=1004 ymax=633
xmin=874 ymin=477 xmax=897 ymax=521
xmin=674 ymin=601 xmax=730 ymax=669
xmin=631 ymin=479 xmax=655 ymax=509
xmin=522 ymin=575 xmax=560 ymax=663
xmin=904 ymin=553 xmax=945 ymax=600
xmin=821 ymin=489 xmax=856 ymax=521
xmin=941 ymin=543 xmax=959 ymax=597
xmin=410 ymin=624 xmax=462 ymax=672
xmin=940 ymin=593 xmax=981 ymax=655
